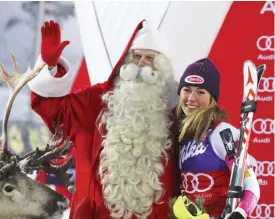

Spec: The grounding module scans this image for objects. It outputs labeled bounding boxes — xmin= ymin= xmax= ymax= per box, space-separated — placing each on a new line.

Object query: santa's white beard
xmin=98 ymin=59 xmax=173 ymax=219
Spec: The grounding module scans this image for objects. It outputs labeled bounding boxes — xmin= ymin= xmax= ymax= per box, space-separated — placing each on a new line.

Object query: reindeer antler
xmin=18 ymin=123 xmax=76 ymax=193
xmin=0 ymin=53 xmax=45 ymax=153
xmin=0 ymin=53 xmax=45 ymax=178
xmin=0 ymin=54 xmax=75 ymax=193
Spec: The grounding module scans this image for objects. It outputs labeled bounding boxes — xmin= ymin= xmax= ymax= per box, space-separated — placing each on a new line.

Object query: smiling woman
xmin=177 ymin=58 xmax=226 ymax=143
xmin=173 ymin=58 xmax=260 ymax=219
xmin=179 ymin=86 xmax=211 ymax=115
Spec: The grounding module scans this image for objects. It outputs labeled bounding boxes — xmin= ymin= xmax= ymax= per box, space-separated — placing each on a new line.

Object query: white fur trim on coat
xmin=28 ymin=55 xmax=73 ymax=97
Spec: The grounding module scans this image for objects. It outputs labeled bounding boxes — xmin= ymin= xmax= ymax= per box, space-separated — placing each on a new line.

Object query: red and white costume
xmin=28 ymin=21 xmax=178 ymax=219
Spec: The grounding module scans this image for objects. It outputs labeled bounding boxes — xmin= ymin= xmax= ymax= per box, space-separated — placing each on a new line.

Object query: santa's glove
xmin=41 ymin=20 xmax=70 ymax=66
xmin=225 ymin=211 xmax=245 ymax=219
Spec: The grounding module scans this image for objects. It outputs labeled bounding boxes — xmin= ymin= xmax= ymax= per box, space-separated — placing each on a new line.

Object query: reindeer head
xmin=0 ymin=53 xmax=75 ymax=219
xmin=0 ymin=171 xmax=69 ymax=219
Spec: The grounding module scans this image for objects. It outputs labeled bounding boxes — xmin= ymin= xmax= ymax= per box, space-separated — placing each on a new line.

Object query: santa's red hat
xmin=106 ymin=20 xmax=170 ymax=91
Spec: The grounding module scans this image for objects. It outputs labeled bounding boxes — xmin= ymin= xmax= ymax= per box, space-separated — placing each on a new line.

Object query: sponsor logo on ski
xmin=260 ymin=1 xmax=275 ymax=14
xmin=253 ymin=137 xmax=270 ymax=143
xmin=185 ymin=75 xmax=204 ymax=84
xmin=252 ymin=118 xmax=275 ymax=135
xmin=181 ymin=172 xmax=214 ymax=193
xmin=256 ymin=161 xmax=275 ymax=177
xmin=258 ymin=77 xmax=275 ymax=92
xmin=257 ymin=36 xmax=274 ymax=51
xmin=250 ymin=204 xmax=275 ymax=219
xmin=219 ymin=129 xmax=235 ymax=159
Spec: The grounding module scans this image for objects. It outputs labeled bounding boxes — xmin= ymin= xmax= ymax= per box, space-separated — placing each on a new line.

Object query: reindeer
xmin=0 ymin=53 xmax=75 ymax=219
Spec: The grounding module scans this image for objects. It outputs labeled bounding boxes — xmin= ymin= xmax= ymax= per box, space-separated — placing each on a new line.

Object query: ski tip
xmin=243 ymin=60 xmax=256 ymax=68
xmin=243 ymin=60 xmax=257 ymax=74
xmin=257 ymin=64 xmax=266 ymax=73
xmin=256 ymin=64 xmax=266 ymax=84
xmin=243 ymin=60 xmax=257 ymax=70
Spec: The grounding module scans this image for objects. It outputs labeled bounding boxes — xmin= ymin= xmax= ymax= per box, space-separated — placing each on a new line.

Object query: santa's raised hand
xmin=41 ymin=20 xmax=70 ymax=67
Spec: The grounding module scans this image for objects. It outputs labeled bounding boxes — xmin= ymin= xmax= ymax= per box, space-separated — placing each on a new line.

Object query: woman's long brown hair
xmin=177 ymin=97 xmax=228 ymax=143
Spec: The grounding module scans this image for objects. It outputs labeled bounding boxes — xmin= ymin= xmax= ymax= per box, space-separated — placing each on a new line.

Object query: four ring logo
xmin=251 ymin=204 xmax=275 ymax=219
xmin=256 ymin=161 xmax=275 ymax=177
xmin=181 ymin=172 xmax=214 ymax=193
xmin=252 ymin=118 xmax=275 ymax=135
xmin=256 ymin=36 xmax=275 ymax=51
xmin=258 ymin=77 xmax=275 ymax=93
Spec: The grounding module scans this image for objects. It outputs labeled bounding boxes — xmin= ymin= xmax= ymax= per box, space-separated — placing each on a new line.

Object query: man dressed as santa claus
xmin=28 ymin=20 xmax=179 ymax=219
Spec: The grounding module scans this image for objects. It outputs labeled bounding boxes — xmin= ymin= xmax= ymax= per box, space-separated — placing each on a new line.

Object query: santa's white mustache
xmin=120 ymin=63 xmax=158 ymax=84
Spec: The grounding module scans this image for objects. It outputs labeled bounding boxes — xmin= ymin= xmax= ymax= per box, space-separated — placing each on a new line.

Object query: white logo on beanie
xmin=185 ymin=75 xmax=204 ymax=84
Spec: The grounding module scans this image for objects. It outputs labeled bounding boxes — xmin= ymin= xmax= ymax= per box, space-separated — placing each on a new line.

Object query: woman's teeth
xmin=186 ymin=104 xmax=198 ymax=109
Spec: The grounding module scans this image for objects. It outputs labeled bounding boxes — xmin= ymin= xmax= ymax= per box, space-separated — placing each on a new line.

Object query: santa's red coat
xmin=30 ymin=21 xmax=180 ymax=219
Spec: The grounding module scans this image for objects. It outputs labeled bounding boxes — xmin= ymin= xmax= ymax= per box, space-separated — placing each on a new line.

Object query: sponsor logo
xmin=179 ymin=141 xmax=207 ymax=168
xmin=185 ymin=75 xmax=204 ymax=84
xmin=256 ymin=77 xmax=274 ymax=102
xmin=258 ymin=77 xmax=275 ymax=93
xmin=257 ymin=36 xmax=274 ymax=51
xmin=181 ymin=172 xmax=214 ymax=193
xmin=219 ymin=128 xmax=235 ymax=159
xmin=194 ymin=193 xmax=213 ymax=198
xmin=256 ymin=161 xmax=275 ymax=177
xmin=251 ymin=204 xmax=275 ymax=219
xmin=258 ymin=178 xmax=268 ymax=186
xmin=256 ymin=95 xmax=273 ymax=102
xmin=252 ymin=137 xmax=271 ymax=143
xmin=257 ymin=35 xmax=275 ymax=60
xmin=257 ymin=54 xmax=275 ymax=60
xmin=252 ymin=118 xmax=275 ymax=135
xmin=260 ymin=1 xmax=275 ymax=14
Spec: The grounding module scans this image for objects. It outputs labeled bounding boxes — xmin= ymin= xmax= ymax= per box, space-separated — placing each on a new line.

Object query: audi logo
xmin=250 ymin=204 xmax=274 ymax=219
xmin=260 ymin=1 xmax=275 ymax=14
xmin=258 ymin=77 xmax=275 ymax=93
xmin=181 ymin=172 xmax=214 ymax=193
xmin=256 ymin=161 xmax=275 ymax=177
xmin=257 ymin=36 xmax=275 ymax=51
xmin=252 ymin=119 xmax=275 ymax=135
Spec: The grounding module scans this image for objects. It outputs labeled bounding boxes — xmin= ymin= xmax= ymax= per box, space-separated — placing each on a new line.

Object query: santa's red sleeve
xmin=28 ymin=55 xmax=103 ymax=140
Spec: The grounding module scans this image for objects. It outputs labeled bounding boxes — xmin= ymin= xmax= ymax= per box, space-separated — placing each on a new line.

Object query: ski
xmin=217 ymin=61 xmax=266 ymax=219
